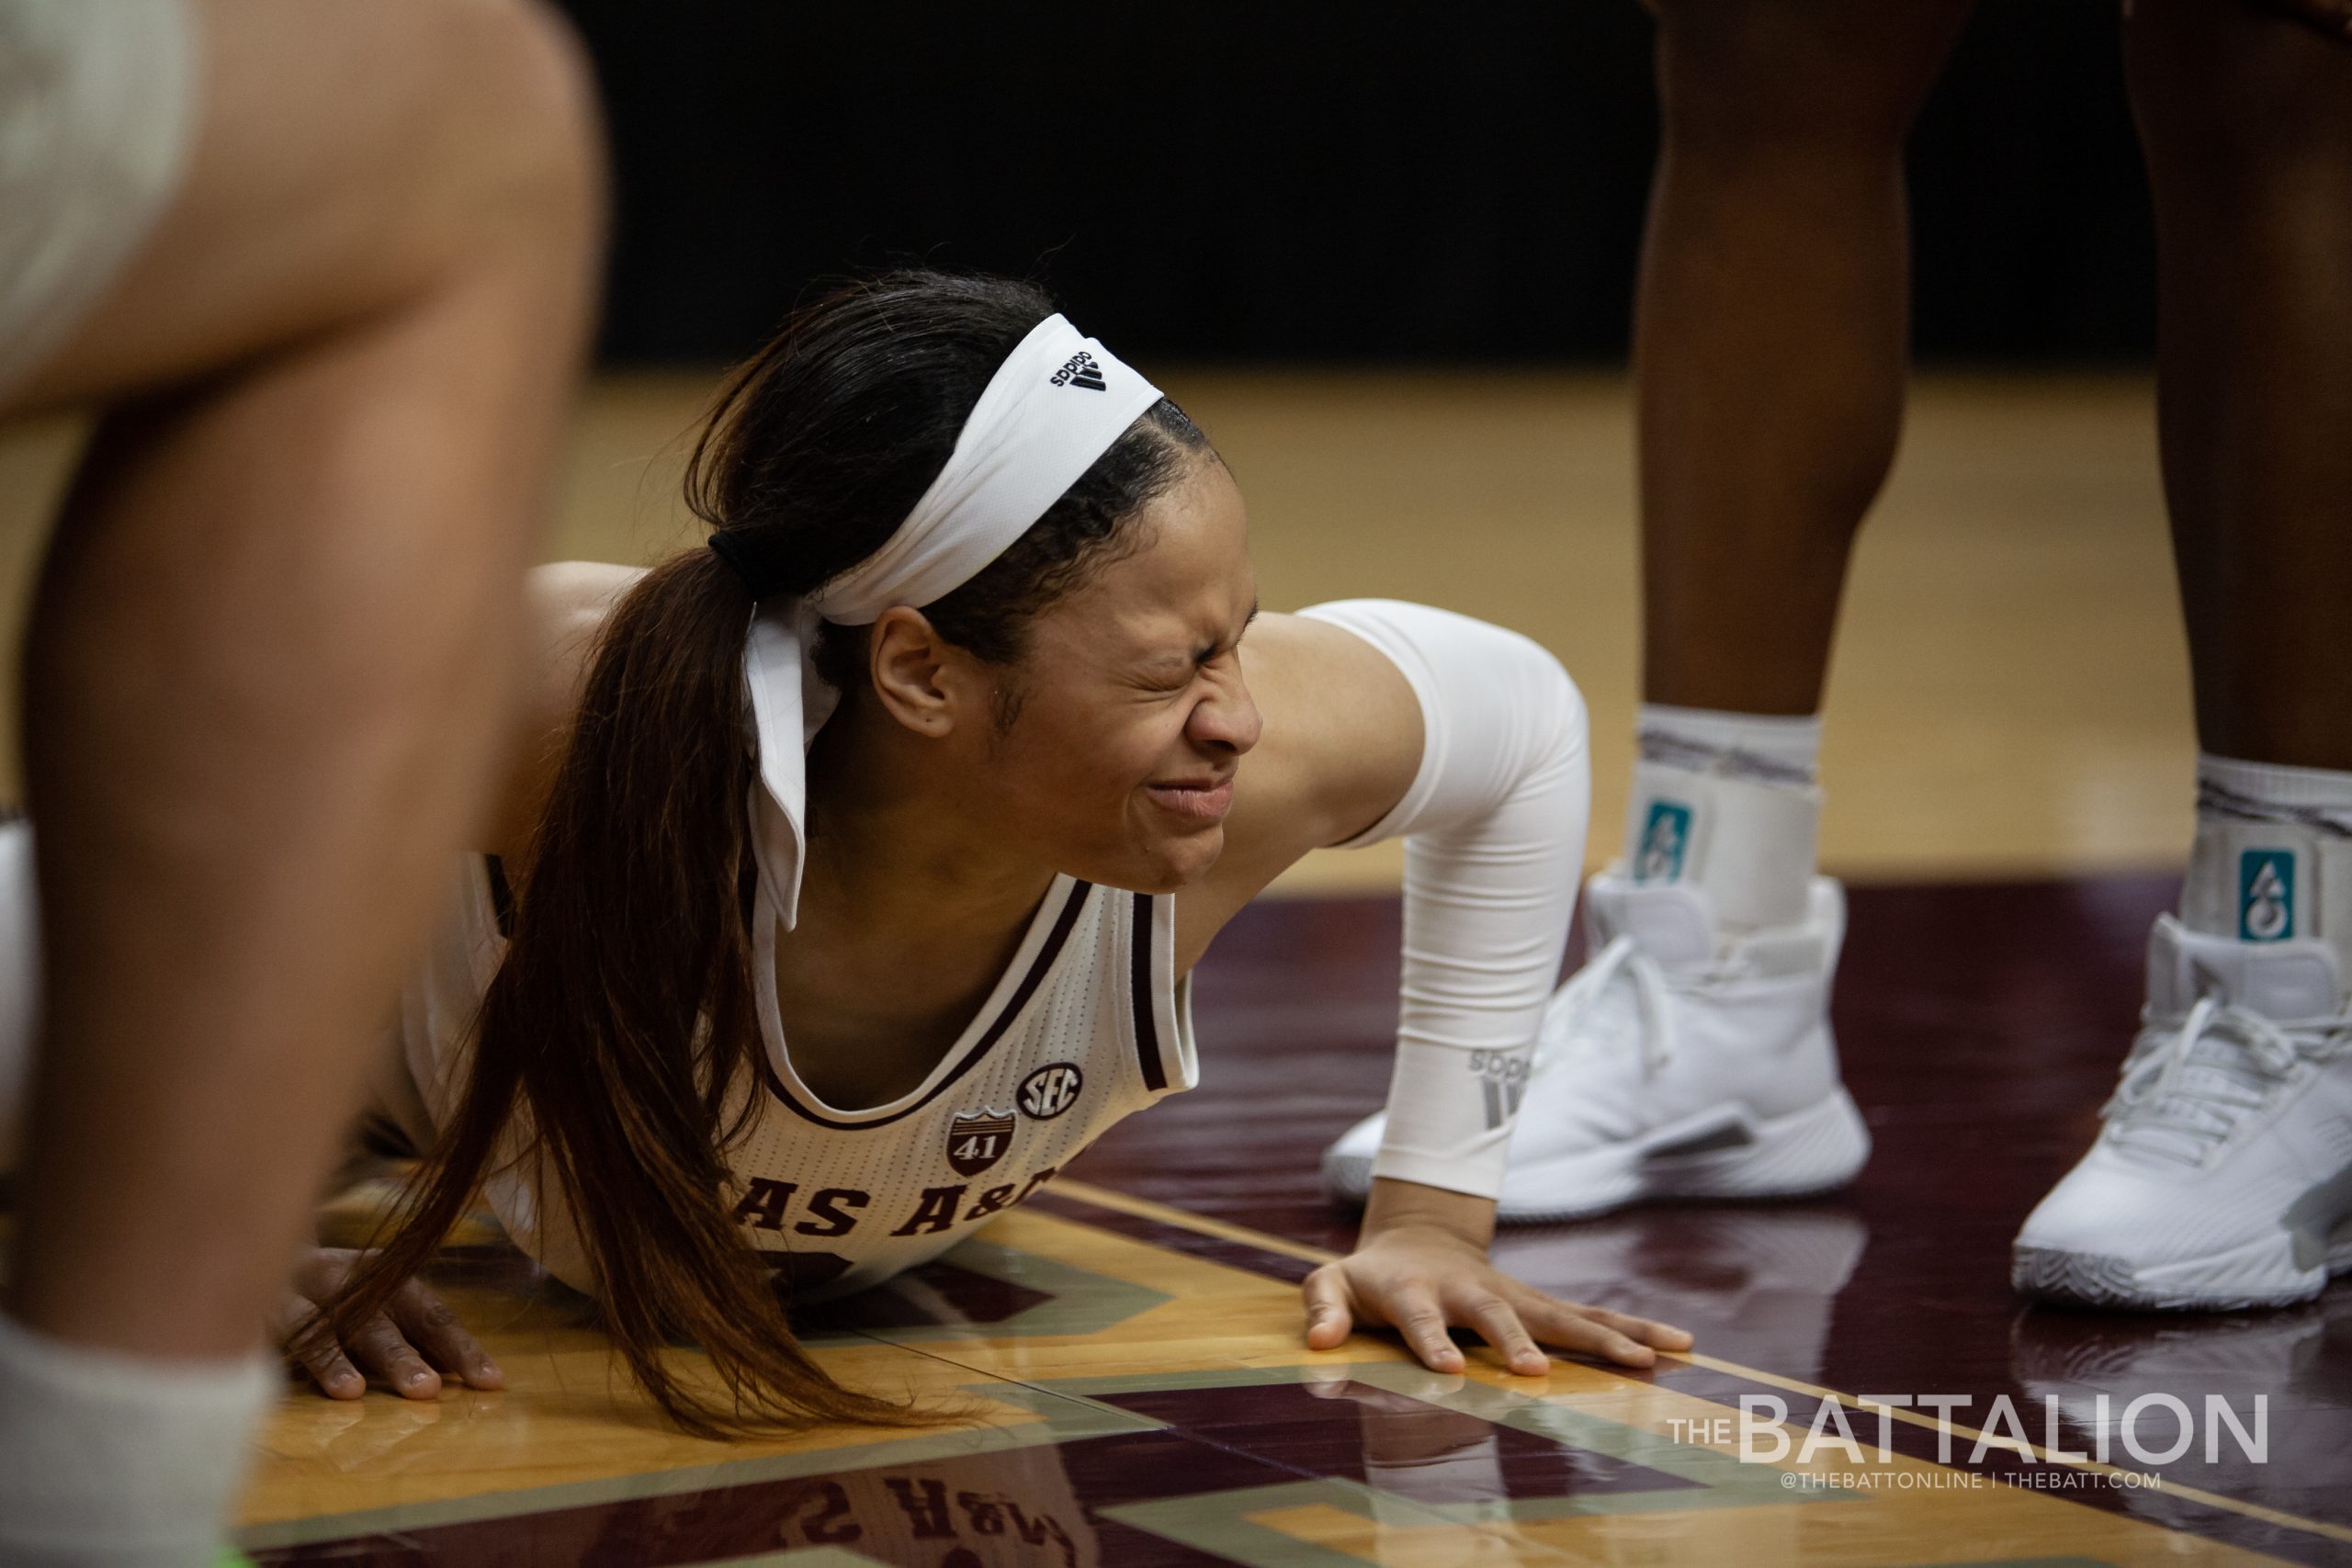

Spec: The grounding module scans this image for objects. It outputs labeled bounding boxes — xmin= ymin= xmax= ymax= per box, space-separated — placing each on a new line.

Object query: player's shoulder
xmin=1231 ymin=608 xmax=1424 ymax=841
xmin=1171 ymin=609 xmax=1425 ymax=966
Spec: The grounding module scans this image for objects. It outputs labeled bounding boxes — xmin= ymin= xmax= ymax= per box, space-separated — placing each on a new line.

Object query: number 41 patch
xmin=946 ymin=1109 xmax=1016 ymax=1176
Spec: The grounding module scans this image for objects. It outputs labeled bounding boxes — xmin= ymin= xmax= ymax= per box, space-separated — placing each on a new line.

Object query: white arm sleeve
xmin=1296 ymin=600 xmax=1589 ymax=1200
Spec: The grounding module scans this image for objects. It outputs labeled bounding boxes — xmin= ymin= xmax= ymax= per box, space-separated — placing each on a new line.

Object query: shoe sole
xmin=1320 ymin=1092 xmax=1871 ymax=1222
xmin=1490 ymin=1089 xmax=1873 ymax=1223
xmin=2011 ymin=1223 xmax=2352 ymax=1313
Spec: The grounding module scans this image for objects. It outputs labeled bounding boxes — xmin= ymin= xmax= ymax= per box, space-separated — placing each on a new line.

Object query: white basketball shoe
xmin=1322 ymin=868 xmax=1871 ymax=1222
xmin=2013 ymin=915 xmax=2352 ymax=1310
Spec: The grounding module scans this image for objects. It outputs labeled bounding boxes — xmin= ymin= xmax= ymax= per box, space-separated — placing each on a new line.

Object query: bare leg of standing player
xmin=1322 ymin=0 xmax=1977 ymax=1221
xmin=2013 ymin=0 xmax=2352 ymax=1308
xmin=1487 ymin=0 xmax=1984 ymax=1218
xmin=0 ymin=0 xmax=602 ymax=1560
xmin=1328 ymin=0 xmax=2352 ymax=1286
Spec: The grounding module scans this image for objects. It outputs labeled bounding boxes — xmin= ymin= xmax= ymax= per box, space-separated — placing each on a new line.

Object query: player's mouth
xmin=1145 ymin=773 xmax=1235 ymax=821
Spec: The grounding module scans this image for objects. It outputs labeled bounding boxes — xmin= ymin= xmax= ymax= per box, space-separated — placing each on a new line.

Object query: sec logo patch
xmin=1018 ymin=1062 xmax=1083 ymax=1120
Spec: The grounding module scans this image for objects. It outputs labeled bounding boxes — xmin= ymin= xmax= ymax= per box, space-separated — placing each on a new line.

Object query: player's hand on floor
xmin=1301 ymin=1220 xmax=1692 ymax=1377
xmin=273 ymin=1247 xmax=503 ymax=1401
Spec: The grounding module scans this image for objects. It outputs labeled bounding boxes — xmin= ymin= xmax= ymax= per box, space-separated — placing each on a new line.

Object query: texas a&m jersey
xmin=390 ymin=861 xmax=1196 ymax=1303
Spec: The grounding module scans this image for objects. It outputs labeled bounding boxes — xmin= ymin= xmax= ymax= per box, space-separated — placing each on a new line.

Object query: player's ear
xmin=867 ymin=607 xmax=983 ymax=738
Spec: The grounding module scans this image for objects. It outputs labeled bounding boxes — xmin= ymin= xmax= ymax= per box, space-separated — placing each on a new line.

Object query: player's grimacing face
xmin=976 ymin=457 xmax=1262 ymax=893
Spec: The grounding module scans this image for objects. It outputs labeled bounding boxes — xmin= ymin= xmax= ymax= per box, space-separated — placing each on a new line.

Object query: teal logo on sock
xmin=1636 ymin=800 xmax=1692 ymax=882
xmin=2240 ymin=850 xmax=2294 ymax=942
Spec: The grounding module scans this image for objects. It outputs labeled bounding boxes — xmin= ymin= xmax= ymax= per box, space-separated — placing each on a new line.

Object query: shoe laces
xmin=2102 ymin=992 xmax=2351 ymax=1165
xmin=1539 ymin=934 xmax=1680 ymax=1074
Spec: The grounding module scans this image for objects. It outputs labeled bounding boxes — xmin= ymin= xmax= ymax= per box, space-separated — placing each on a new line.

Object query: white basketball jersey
xmin=395 ymin=858 xmax=1197 ymax=1303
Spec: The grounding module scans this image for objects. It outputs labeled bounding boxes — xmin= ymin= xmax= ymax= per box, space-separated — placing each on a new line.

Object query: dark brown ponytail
xmin=318 ymin=273 xmax=1208 ymax=1435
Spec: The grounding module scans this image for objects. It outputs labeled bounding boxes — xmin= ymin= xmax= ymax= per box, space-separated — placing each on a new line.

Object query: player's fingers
xmin=1570 ymin=1303 xmax=1695 ymax=1351
xmin=297 ymin=1343 xmax=367 ymax=1400
xmin=1458 ymin=1293 xmax=1549 ymax=1378
xmin=390 ymin=1280 xmax=503 ymax=1390
xmin=1389 ymin=1283 xmax=1464 ymax=1374
xmin=288 ymin=1332 xmax=367 ymax=1400
xmin=271 ymin=1293 xmax=363 ymax=1400
xmin=1500 ymin=1280 xmax=1690 ymax=1353
xmin=1516 ymin=1295 xmax=1657 ymax=1369
xmin=345 ymin=1310 xmax=443 ymax=1399
xmin=1302 ymin=1266 xmax=1355 ymax=1351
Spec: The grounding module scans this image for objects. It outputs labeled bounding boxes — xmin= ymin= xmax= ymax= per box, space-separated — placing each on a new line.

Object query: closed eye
xmin=1133 ymin=601 xmax=1259 ymax=689
xmin=1199 ymin=601 xmax=1261 ymax=666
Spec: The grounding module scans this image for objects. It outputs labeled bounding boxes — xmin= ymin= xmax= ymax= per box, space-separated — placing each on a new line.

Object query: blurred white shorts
xmin=0 ymin=817 xmax=34 ymax=1172
xmin=0 ymin=0 xmax=198 ymax=402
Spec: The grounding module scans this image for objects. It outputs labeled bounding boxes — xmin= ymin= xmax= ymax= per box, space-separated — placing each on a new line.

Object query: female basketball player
xmin=0 ymin=271 xmax=1691 ymax=1435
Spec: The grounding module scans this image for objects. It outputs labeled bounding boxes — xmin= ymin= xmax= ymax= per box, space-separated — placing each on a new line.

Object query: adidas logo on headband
xmin=1049 ymin=350 xmax=1108 ymax=391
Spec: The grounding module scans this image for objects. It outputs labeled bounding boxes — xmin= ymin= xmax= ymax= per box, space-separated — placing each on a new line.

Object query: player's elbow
xmin=1494 ymin=626 xmax=1589 ymax=773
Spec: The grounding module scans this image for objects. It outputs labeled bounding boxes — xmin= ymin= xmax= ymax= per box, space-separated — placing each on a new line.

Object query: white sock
xmin=1633 ymin=703 xmax=1822 ymax=787
xmin=0 ymin=1309 xmax=274 ymax=1566
xmin=2180 ymin=752 xmax=2352 ymax=980
xmin=1623 ymin=704 xmax=1823 ymax=933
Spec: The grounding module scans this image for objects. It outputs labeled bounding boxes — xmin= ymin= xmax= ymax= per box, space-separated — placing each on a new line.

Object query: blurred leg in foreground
xmin=0 ymin=0 xmax=601 ymax=1559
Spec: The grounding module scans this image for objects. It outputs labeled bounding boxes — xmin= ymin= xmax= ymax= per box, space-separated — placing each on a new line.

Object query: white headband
xmin=738 ymin=313 xmax=1165 ymax=929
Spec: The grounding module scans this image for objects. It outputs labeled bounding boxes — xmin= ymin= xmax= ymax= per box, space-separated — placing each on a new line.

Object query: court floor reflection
xmin=2013 ymin=1292 xmax=2352 ymax=1531
xmin=1491 ymin=1205 xmax=1869 ymax=1384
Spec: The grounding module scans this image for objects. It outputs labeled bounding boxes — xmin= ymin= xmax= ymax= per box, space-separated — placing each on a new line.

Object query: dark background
xmin=554 ymin=0 xmax=2154 ymax=367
